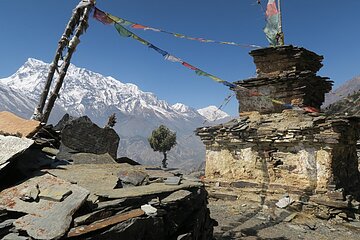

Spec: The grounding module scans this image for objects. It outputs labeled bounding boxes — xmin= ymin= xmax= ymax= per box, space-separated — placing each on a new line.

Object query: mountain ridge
xmin=323 ymin=76 xmax=360 ymax=107
xmin=0 ymin=58 xmax=231 ymax=169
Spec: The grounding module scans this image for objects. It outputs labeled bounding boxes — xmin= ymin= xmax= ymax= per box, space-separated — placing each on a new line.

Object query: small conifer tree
xmin=148 ymin=125 xmax=176 ymax=168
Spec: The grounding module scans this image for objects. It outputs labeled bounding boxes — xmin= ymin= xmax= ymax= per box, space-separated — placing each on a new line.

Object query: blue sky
xmin=1 ymin=1 xmax=359 ymax=116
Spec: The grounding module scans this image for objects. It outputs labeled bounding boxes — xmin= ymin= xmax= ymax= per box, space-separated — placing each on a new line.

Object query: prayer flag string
xmin=93 ymin=8 xmax=238 ymax=89
xmin=92 ymin=7 xmax=319 ymax=113
xmin=106 ymin=13 xmax=262 ymax=49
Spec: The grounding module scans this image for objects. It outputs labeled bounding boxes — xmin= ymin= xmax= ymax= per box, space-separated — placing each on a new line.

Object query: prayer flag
xmin=108 ymin=14 xmax=133 ymax=26
xmin=93 ymin=8 xmax=114 ymax=24
xmin=272 ymin=99 xmax=285 ymax=105
xmin=114 ymin=23 xmax=132 ymax=37
xmin=145 ymin=27 xmax=161 ymax=32
xmin=222 ymin=82 xmax=237 ymax=88
xmin=133 ymin=35 xmax=150 ymax=46
xmin=164 ymin=54 xmax=182 ymax=63
xmin=182 ymin=62 xmax=198 ymax=71
xmin=195 ymin=69 xmax=210 ymax=77
xmin=174 ymin=33 xmax=186 ymax=38
xmin=264 ymin=0 xmax=280 ymax=46
xmin=283 ymin=103 xmax=293 ymax=109
xmin=106 ymin=10 xmax=237 ymax=91
xmin=149 ymin=45 xmax=168 ymax=56
xmin=132 ymin=24 xmax=147 ymax=29
xmin=303 ymin=106 xmax=319 ymax=113
xmin=102 ymin=9 xmax=261 ymax=49
xmin=209 ymin=75 xmax=223 ymax=83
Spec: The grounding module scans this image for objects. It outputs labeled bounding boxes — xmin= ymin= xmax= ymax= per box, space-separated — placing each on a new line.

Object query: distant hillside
xmin=323 ymin=76 xmax=360 ymax=107
xmin=324 ymin=89 xmax=360 ymax=116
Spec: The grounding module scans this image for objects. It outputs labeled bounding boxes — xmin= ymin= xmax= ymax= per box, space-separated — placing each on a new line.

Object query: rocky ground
xmin=207 ymin=185 xmax=360 ymax=240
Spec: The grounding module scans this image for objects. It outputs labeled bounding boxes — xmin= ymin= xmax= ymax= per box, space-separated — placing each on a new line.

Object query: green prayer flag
xmin=209 ymin=75 xmax=224 ymax=83
xmin=115 ymin=23 xmax=132 ymax=37
xmin=133 ymin=35 xmax=150 ymax=46
xmin=264 ymin=15 xmax=279 ymax=46
xmin=108 ymin=14 xmax=133 ymax=26
xmin=195 ymin=70 xmax=210 ymax=77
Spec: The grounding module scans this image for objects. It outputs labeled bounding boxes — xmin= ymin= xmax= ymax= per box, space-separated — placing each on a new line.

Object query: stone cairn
xmin=235 ymin=45 xmax=332 ymax=113
xmin=196 ymin=45 xmax=360 ymax=220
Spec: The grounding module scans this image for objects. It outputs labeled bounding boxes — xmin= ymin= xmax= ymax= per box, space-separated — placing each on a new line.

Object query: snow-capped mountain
xmin=197 ymin=105 xmax=230 ymax=122
xmin=172 ymin=103 xmax=200 ymax=118
xmin=0 ymin=58 xmax=231 ymax=169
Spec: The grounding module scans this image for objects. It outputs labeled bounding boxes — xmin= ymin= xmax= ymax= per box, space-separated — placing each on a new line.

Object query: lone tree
xmin=148 ymin=125 xmax=176 ymax=168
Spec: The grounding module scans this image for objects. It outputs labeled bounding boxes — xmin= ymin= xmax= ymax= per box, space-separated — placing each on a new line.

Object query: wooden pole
xmin=277 ymin=0 xmax=285 ymax=45
xmin=31 ymin=6 xmax=83 ymax=121
xmin=41 ymin=4 xmax=92 ymax=123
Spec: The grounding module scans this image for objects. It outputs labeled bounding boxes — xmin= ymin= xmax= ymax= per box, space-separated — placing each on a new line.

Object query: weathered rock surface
xmin=234 ymin=45 xmax=332 ymax=114
xmin=0 ymin=135 xmax=34 ymax=171
xmin=117 ymin=169 xmax=149 ymax=187
xmin=1 ymin=163 xmax=213 ymax=240
xmin=0 ymin=113 xmax=214 ymax=239
xmin=70 ymin=152 xmax=117 ymax=164
xmin=196 ymin=45 xmax=360 ymax=226
xmin=0 ymin=174 xmax=89 ymax=240
xmin=196 ymin=111 xmax=360 ymax=196
xmin=60 ymin=116 xmax=120 ymax=159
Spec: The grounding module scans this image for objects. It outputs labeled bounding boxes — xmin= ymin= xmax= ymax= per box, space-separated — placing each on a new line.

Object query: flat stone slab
xmin=0 ymin=218 xmax=16 ymax=229
xmin=38 ymin=185 xmax=72 ymax=202
xmin=0 ymin=135 xmax=34 ymax=171
xmin=0 ymin=174 xmax=89 ymax=240
xmin=95 ymin=198 xmax=126 ymax=210
xmin=0 ymin=111 xmax=41 ymax=138
xmin=161 ymin=190 xmax=192 ymax=204
xmin=144 ymin=167 xmax=175 ymax=179
xmin=117 ymin=169 xmax=149 ymax=187
xmin=71 ymin=153 xmax=117 ymax=164
xmin=310 ymin=195 xmax=350 ymax=209
xmin=208 ymin=192 xmax=238 ymax=201
xmin=44 ymin=164 xmax=203 ymax=200
xmin=164 ymin=176 xmax=181 ymax=185
xmin=96 ymin=180 xmax=203 ymax=199
xmin=2 ymin=232 xmax=30 ymax=240
xmin=44 ymin=164 xmax=129 ymax=201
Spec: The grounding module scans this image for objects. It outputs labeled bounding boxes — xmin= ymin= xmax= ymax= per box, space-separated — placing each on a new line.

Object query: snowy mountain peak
xmin=1 ymin=58 xmax=231 ymax=124
xmin=197 ymin=105 xmax=230 ymax=122
xmin=0 ymin=58 xmax=193 ymax=119
xmin=172 ymin=103 xmax=191 ymax=113
xmin=25 ymin=58 xmax=47 ymax=67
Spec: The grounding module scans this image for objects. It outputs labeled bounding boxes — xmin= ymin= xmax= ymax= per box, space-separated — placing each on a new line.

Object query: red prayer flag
xmin=303 ymin=106 xmax=319 ymax=113
xmin=132 ymin=24 xmax=147 ymax=29
xmin=93 ymin=8 xmax=114 ymax=25
xmin=266 ymin=0 xmax=279 ymax=17
xmin=182 ymin=62 xmax=198 ymax=71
